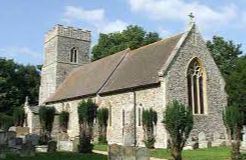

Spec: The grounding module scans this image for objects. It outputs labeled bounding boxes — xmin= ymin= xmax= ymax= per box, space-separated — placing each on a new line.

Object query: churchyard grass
xmin=150 ymin=147 xmax=231 ymax=160
xmin=94 ymin=144 xmax=232 ymax=160
xmin=93 ymin=144 xmax=108 ymax=151
xmin=6 ymin=152 xmax=107 ymax=160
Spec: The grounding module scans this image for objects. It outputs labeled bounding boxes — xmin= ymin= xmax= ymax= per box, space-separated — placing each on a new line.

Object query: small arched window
xmin=70 ymin=47 xmax=78 ymax=63
xmin=187 ymin=58 xmax=206 ymax=114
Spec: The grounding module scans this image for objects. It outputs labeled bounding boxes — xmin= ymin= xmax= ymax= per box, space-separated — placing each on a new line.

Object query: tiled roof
xmin=46 ymin=33 xmax=183 ymax=103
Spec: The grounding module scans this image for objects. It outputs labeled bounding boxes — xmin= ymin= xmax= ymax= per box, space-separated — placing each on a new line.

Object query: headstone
xmin=73 ymin=137 xmax=79 ymax=152
xmin=20 ymin=141 xmax=35 ymax=157
xmin=48 ymin=141 xmax=57 ymax=153
xmin=0 ymin=132 xmax=6 ymax=145
xmin=241 ymin=126 xmax=246 ymax=151
xmin=25 ymin=134 xmax=39 ymax=146
xmin=212 ymin=132 xmax=224 ymax=147
xmin=108 ymin=144 xmax=149 ymax=160
xmin=0 ymin=145 xmax=6 ymax=159
xmin=198 ymin=132 xmax=208 ymax=148
xmin=8 ymin=126 xmax=17 ymax=132
xmin=57 ymin=141 xmax=73 ymax=152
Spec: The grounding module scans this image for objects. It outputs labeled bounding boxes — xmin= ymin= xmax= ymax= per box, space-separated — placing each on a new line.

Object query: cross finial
xmin=188 ymin=12 xmax=195 ymax=24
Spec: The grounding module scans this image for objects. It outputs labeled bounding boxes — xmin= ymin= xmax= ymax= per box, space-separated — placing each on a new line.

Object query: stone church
xmin=25 ymin=20 xmax=227 ymax=148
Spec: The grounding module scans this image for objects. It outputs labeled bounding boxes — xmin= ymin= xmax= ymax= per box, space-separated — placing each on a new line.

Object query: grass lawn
xmin=6 ymin=152 xmax=107 ymax=160
xmin=93 ymin=144 xmax=108 ymax=151
xmin=151 ymin=147 xmax=231 ymax=160
xmin=93 ymin=144 xmax=232 ymax=160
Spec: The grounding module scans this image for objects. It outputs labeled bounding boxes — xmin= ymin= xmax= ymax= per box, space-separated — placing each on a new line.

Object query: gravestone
xmin=0 ymin=145 xmax=6 ymax=159
xmin=0 ymin=131 xmax=6 ymax=145
xmin=198 ymin=132 xmax=208 ymax=148
xmin=25 ymin=134 xmax=39 ymax=146
xmin=108 ymin=144 xmax=149 ymax=160
xmin=73 ymin=137 xmax=79 ymax=152
xmin=241 ymin=126 xmax=246 ymax=152
xmin=57 ymin=141 xmax=73 ymax=152
xmin=48 ymin=141 xmax=57 ymax=153
xmin=212 ymin=132 xmax=224 ymax=147
xmin=20 ymin=141 xmax=35 ymax=157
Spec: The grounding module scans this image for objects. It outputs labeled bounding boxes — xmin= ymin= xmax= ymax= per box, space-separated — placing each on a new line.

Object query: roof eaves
xmin=158 ymin=24 xmax=195 ymax=77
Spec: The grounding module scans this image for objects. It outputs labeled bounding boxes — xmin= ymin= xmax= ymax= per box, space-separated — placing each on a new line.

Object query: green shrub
xmin=39 ymin=106 xmax=55 ymax=133
xmin=223 ymin=106 xmax=244 ymax=160
xmin=78 ymin=99 xmax=97 ymax=153
xmin=0 ymin=113 xmax=13 ymax=130
xmin=59 ymin=111 xmax=69 ymax=132
xmin=13 ymin=106 xmax=25 ymax=127
xmin=142 ymin=108 xmax=157 ymax=149
xmin=163 ymin=100 xmax=193 ymax=160
xmin=97 ymin=108 xmax=108 ymax=144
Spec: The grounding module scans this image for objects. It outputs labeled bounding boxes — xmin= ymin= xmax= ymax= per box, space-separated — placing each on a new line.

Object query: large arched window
xmin=187 ymin=58 xmax=206 ymax=114
xmin=70 ymin=47 xmax=78 ymax=63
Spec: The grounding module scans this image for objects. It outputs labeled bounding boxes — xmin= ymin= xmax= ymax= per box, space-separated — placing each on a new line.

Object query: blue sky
xmin=0 ymin=0 xmax=245 ymax=65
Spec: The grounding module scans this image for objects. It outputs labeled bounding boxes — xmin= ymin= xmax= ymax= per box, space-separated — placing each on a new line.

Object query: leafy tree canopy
xmin=226 ymin=56 xmax=246 ymax=108
xmin=207 ymin=36 xmax=246 ymax=109
xmin=92 ymin=25 xmax=161 ymax=60
xmin=0 ymin=58 xmax=40 ymax=116
xmin=207 ymin=36 xmax=243 ymax=80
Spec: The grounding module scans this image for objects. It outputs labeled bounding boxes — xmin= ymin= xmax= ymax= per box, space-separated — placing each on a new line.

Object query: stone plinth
xmin=108 ymin=144 xmax=149 ymax=160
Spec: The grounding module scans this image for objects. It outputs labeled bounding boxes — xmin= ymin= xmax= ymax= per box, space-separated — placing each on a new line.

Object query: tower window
xmin=187 ymin=58 xmax=206 ymax=114
xmin=70 ymin=47 xmax=78 ymax=63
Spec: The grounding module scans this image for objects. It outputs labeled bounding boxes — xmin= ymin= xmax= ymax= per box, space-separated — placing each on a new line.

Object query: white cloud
xmin=0 ymin=47 xmax=42 ymax=65
xmin=63 ymin=6 xmax=128 ymax=34
xmin=128 ymin=0 xmax=241 ymax=29
xmin=64 ymin=6 xmax=105 ymax=23
xmin=97 ymin=20 xmax=128 ymax=34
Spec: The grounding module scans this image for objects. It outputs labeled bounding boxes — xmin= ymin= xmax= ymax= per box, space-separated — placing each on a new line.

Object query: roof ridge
xmin=129 ymin=32 xmax=184 ymax=53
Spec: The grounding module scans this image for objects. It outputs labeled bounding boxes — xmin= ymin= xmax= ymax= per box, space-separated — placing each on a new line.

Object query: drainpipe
xmin=133 ymin=91 xmax=137 ymax=146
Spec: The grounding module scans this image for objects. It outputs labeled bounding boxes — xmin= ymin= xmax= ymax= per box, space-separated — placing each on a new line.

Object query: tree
xmin=13 ymin=106 xmax=25 ymax=127
xmin=97 ymin=108 xmax=109 ymax=144
xmin=92 ymin=25 xmax=161 ymax=60
xmin=207 ymin=36 xmax=243 ymax=81
xmin=59 ymin=111 xmax=69 ymax=132
xmin=226 ymin=56 xmax=246 ymax=109
xmin=0 ymin=58 xmax=40 ymax=115
xmin=39 ymin=106 xmax=56 ymax=144
xmin=223 ymin=106 xmax=244 ymax=160
xmin=78 ymin=99 xmax=97 ymax=153
xmin=163 ymin=100 xmax=193 ymax=160
xmin=142 ymin=108 xmax=158 ymax=148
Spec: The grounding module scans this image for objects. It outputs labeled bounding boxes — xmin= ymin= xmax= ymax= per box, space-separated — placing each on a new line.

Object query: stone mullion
xmin=191 ymin=75 xmax=195 ymax=114
xmin=196 ymin=75 xmax=201 ymax=114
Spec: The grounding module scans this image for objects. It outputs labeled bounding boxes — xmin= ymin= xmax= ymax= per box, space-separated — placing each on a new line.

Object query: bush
xmin=163 ymin=100 xmax=193 ymax=160
xmin=142 ymin=108 xmax=157 ymax=148
xmin=0 ymin=113 xmax=13 ymax=130
xmin=13 ymin=106 xmax=25 ymax=127
xmin=223 ymin=106 xmax=244 ymax=160
xmin=78 ymin=99 xmax=97 ymax=153
xmin=59 ymin=111 xmax=69 ymax=132
xmin=39 ymin=106 xmax=56 ymax=133
xmin=97 ymin=108 xmax=109 ymax=144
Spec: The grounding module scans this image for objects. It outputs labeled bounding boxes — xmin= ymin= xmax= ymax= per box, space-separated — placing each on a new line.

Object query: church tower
xmin=39 ymin=25 xmax=91 ymax=105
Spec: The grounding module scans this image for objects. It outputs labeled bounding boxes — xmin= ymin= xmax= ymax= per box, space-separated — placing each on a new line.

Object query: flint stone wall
xmin=165 ymin=27 xmax=227 ymax=142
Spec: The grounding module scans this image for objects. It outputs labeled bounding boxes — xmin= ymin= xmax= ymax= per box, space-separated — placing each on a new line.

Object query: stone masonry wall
xmin=165 ymin=26 xmax=227 ymax=142
xmin=49 ymin=84 xmax=167 ymax=148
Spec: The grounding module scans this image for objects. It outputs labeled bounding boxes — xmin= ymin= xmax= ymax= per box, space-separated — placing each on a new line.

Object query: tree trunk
xmin=171 ymin=147 xmax=182 ymax=160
